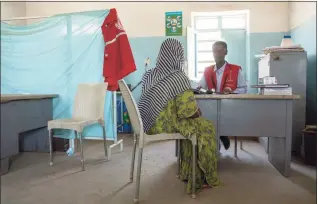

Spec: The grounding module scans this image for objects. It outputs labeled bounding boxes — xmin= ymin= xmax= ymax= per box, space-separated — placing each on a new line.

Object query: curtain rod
xmin=1 ymin=16 xmax=50 ymax=21
xmin=1 ymin=9 xmax=111 ymax=22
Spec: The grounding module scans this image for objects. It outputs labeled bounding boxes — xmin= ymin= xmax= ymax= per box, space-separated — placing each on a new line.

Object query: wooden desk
xmin=184 ymin=94 xmax=299 ymax=177
xmin=1 ymin=94 xmax=58 ymax=175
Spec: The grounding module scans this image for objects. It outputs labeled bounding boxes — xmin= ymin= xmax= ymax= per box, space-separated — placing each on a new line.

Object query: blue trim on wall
xmin=126 ymin=32 xmax=286 ymax=100
xmin=291 ymin=16 xmax=317 ymax=124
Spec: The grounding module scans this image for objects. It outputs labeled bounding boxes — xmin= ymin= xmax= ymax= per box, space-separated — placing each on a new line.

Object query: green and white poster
xmin=165 ymin=11 xmax=182 ymax=36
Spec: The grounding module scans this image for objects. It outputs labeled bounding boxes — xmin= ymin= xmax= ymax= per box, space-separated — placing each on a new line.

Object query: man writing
xmin=197 ymin=41 xmax=247 ymax=149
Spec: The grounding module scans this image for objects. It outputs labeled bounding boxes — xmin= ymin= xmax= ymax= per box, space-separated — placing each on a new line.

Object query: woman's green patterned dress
xmin=148 ymin=90 xmax=221 ymax=193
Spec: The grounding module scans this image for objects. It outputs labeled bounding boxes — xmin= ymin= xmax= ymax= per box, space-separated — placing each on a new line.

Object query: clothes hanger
xmin=131 ymin=57 xmax=150 ymax=92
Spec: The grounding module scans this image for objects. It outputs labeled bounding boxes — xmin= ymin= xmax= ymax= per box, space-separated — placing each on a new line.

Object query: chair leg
xmin=130 ymin=133 xmax=137 ymax=182
xmin=176 ymin=139 xmax=181 ymax=178
xmin=79 ymin=132 xmax=85 ymax=171
xmin=240 ymin=139 xmax=243 ymax=150
xmin=234 ymin=137 xmax=238 ymax=157
xmin=192 ymin=142 xmax=196 ymax=199
xmin=175 ymin=140 xmax=178 ymax=157
xmin=49 ymin=129 xmax=53 ymax=166
xmin=120 ymin=141 xmax=124 ymax=152
xmin=102 ymin=125 xmax=108 ymax=160
xmin=75 ymin=131 xmax=78 ymax=153
xmin=134 ymin=148 xmax=143 ymax=204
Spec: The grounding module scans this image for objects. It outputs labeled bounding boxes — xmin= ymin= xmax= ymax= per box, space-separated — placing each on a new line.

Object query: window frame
xmin=191 ymin=10 xmax=248 ymax=80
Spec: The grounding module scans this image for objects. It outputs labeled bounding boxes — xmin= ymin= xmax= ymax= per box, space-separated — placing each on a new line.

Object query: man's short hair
xmin=213 ymin=41 xmax=227 ymax=50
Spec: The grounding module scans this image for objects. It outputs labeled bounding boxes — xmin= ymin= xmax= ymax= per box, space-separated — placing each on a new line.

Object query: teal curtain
xmin=1 ymin=10 xmax=117 ymax=140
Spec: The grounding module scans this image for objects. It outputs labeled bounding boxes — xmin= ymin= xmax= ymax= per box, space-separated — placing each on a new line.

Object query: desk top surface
xmin=195 ymin=94 xmax=300 ymax=100
xmin=1 ymin=94 xmax=59 ymax=103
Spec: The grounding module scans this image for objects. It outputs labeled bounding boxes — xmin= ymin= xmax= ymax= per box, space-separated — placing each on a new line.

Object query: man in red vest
xmin=197 ymin=41 xmax=247 ymax=150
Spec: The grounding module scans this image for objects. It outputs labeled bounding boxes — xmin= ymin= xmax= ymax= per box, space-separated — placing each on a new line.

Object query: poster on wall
xmin=165 ymin=11 xmax=182 ymax=36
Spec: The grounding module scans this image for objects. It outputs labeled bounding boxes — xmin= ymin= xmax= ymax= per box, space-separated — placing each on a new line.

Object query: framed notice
xmin=165 ymin=11 xmax=182 ymax=36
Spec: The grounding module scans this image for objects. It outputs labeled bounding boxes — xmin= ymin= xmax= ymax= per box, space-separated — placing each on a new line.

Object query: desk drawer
xmin=1 ymin=99 xmax=53 ymax=158
xmin=12 ymin=99 xmax=52 ymax=131
xmin=219 ymin=99 xmax=287 ymax=137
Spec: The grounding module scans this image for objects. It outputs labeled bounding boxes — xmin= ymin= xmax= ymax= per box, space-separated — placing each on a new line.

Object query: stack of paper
xmin=251 ymin=84 xmax=292 ymax=95
xmin=261 ymin=87 xmax=292 ymax=95
xmin=263 ymin=44 xmax=304 ymax=54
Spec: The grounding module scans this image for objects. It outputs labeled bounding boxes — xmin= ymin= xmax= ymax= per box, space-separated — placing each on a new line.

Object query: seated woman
xmin=138 ymin=38 xmax=221 ymax=193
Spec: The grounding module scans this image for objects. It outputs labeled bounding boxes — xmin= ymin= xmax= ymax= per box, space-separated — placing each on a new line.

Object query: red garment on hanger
xmin=101 ymin=8 xmax=136 ymax=91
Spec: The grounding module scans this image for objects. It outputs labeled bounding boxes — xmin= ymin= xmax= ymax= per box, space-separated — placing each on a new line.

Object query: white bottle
xmin=280 ymin=35 xmax=294 ymax=47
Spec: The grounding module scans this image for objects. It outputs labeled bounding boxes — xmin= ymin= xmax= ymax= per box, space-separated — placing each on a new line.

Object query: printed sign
xmin=165 ymin=11 xmax=182 ymax=36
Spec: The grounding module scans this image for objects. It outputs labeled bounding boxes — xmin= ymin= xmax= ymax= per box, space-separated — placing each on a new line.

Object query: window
xmin=189 ymin=10 xmax=248 ymax=80
xmin=195 ymin=31 xmax=222 ymax=79
xmin=194 ymin=17 xmax=218 ymax=30
xmin=221 ymin=15 xmax=246 ymax=29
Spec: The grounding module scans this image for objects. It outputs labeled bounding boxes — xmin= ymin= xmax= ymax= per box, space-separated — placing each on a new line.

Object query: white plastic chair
xmin=48 ymin=83 xmax=109 ymax=171
xmin=118 ymin=80 xmax=198 ymax=204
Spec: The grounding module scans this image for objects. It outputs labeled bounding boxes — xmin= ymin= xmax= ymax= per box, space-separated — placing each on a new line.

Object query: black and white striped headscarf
xmin=138 ymin=38 xmax=192 ymax=133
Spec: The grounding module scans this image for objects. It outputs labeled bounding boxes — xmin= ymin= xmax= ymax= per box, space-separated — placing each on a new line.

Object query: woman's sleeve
xmin=176 ymin=90 xmax=198 ymax=119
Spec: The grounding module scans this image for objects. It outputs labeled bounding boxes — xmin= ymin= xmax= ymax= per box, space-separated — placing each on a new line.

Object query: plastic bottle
xmin=123 ymin=111 xmax=131 ymax=133
xmin=280 ymin=35 xmax=293 ymax=47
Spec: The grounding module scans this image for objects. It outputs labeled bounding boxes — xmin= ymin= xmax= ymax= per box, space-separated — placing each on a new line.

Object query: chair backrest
xmin=72 ymin=83 xmax=108 ymax=121
xmin=118 ymin=80 xmax=143 ymax=137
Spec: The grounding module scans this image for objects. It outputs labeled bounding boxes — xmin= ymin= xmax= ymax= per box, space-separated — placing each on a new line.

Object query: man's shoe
xmin=220 ymin=136 xmax=230 ymax=150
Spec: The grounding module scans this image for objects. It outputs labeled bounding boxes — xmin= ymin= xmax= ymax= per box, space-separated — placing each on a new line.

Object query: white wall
xmin=24 ymin=2 xmax=289 ymax=37
xmin=289 ymin=1 xmax=316 ymax=29
xmin=1 ymin=1 xmax=26 ymax=25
